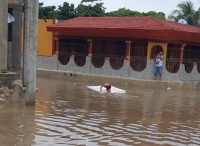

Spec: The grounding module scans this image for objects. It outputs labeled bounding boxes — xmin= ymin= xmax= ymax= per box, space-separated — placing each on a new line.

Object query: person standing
xmin=154 ymin=51 xmax=163 ymax=80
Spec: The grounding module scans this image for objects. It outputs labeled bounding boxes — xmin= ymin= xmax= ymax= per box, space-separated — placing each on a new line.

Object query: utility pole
xmin=23 ymin=0 xmax=39 ymax=105
xmin=0 ymin=0 xmax=8 ymax=72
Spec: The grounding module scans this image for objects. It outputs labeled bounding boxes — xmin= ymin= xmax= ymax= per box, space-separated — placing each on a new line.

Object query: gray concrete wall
xmin=24 ymin=55 xmax=200 ymax=81
xmin=8 ymin=0 xmax=23 ymax=70
xmin=0 ymin=0 xmax=8 ymax=72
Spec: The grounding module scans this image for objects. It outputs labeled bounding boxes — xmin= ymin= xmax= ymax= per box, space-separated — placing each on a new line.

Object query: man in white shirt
xmin=154 ymin=51 xmax=163 ymax=80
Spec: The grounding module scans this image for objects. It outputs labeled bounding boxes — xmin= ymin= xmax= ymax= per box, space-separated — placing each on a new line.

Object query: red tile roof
xmin=47 ymin=16 xmax=200 ymax=34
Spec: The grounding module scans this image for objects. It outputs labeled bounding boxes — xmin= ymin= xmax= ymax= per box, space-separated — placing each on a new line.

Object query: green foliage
xmin=57 ymin=2 xmax=77 ymax=20
xmin=105 ymin=8 xmax=165 ymax=19
xmin=77 ymin=0 xmax=105 ymax=17
xmin=39 ymin=2 xmax=57 ymax=19
xmin=168 ymin=0 xmax=199 ymax=26
xmin=38 ymin=1 xmax=166 ymax=20
xmin=105 ymin=8 xmax=141 ymax=17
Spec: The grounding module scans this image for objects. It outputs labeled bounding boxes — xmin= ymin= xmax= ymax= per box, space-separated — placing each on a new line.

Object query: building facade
xmin=36 ymin=16 xmax=200 ymax=81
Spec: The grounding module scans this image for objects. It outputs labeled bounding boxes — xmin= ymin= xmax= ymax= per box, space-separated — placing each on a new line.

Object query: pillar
xmin=87 ymin=39 xmax=92 ymax=57
xmin=125 ymin=41 xmax=131 ymax=62
xmin=23 ymin=0 xmax=39 ymax=105
xmin=180 ymin=44 xmax=186 ymax=64
xmin=54 ymin=38 xmax=59 ymax=56
xmin=0 ymin=0 xmax=8 ymax=72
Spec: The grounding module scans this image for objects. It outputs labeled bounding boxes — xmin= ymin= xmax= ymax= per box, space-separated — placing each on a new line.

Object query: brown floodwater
xmin=0 ymin=77 xmax=200 ymax=146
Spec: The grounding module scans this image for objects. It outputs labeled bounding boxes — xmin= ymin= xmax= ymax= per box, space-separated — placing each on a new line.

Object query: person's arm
xmin=160 ymin=55 xmax=163 ymax=60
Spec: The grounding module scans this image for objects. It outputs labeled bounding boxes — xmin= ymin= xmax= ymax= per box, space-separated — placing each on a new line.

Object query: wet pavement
xmin=0 ymin=77 xmax=200 ymax=146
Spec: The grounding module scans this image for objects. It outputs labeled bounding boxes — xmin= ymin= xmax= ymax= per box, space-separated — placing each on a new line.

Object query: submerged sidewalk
xmin=36 ymin=69 xmax=200 ymax=91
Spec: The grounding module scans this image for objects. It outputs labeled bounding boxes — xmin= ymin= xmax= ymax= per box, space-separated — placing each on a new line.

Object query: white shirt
xmin=156 ymin=55 xmax=163 ymax=67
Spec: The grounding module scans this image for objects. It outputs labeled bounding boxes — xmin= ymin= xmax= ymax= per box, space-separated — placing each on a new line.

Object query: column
xmin=125 ymin=41 xmax=131 ymax=62
xmin=23 ymin=0 xmax=39 ymax=105
xmin=180 ymin=44 xmax=185 ymax=64
xmin=0 ymin=0 xmax=8 ymax=72
xmin=87 ymin=39 xmax=92 ymax=57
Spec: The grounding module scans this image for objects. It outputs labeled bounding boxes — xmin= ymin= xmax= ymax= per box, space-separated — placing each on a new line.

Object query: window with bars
xmin=58 ymin=39 xmax=88 ymax=66
xmin=166 ymin=44 xmax=181 ymax=73
xmin=92 ymin=40 xmax=106 ymax=68
xmin=150 ymin=45 xmax=163 ymax=59
xmin=130 ymin=42 xmax=148 ymax=71
xmin=109 ymin=41 xmax=126 ymax=70
xmin=92 ymin=40 xmax=126 ymax=70
xmin=183 ymin=45 xmax=200 ymax=73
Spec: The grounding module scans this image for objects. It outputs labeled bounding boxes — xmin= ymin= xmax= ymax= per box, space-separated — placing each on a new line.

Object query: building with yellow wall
xmin=21 ymin=19 xmax=56 ymax=56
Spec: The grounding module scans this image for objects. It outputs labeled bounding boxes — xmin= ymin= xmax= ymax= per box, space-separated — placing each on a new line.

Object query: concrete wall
xmin=0 ymin=0 xmax=8 ymax=72
xmin=8 ymin=0 xmax=23 ymax=70
xmin=27 ymin=56 xmax=200 ymax=82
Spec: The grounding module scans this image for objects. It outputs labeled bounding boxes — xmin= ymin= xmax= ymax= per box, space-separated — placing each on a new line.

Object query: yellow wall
xmin=147 ymin=42 xmax=167 ymax=60
xmin=21 ymin=19 xmax=54 ymax=56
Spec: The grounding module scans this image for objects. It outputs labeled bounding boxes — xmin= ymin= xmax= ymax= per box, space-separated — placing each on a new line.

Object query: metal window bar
xmin=130 ymin=42 xmax=148 ymax=72
xmin=183 ymin=46 xmax=200 ymax=73
xmin=166 ymin=44 xmax=181 ymax=73
xmin=58 ymin=39 xmax=88 ymax=66
xmin=150 ymin=45 xmax=163 ymax=59
xmin=92 ymin=40 xmax=126 ymax=69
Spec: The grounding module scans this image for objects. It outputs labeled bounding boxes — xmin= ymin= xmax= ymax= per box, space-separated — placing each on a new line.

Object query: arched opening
xmin=109 ymin=41 xmax=126 ymax=70
xmin=58 ymin=39 xmax=88 ymax=66
xmin=198 ymin=64 xmax=200 ymax=73
xmin=183 ymin=45 xmax=200 ymax=73
xmin=58 ymin=39 xmax=72 ymax=65
xmin=74 ymin=40 xmax=88 ymax=67
xmin=92 ymin=40 xmax=106 ymax=68
xmin=130 ymin=42 xmax=148 ymax=71
xmin=165 ymin=44 xmax=181 ymax=73
xmin=74 ymin=56 xmax=86 ymax=67
xmin=92 ymin=40 xmax=126 ymax=70
xmin=150 ymin=45 xmax=163 ymax=59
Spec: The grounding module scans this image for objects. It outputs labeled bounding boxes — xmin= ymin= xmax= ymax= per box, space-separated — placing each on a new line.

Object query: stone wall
xmin=23 ymin=56 xmax=200 ymax=81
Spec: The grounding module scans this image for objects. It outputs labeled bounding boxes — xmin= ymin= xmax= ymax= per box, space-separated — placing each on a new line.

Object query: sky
xmin=40 ymin=0 xmax=200 ymax=16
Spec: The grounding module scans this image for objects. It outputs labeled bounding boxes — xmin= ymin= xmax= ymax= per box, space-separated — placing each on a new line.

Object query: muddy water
xmin=0 ymin=77 xmax=200 ymax=146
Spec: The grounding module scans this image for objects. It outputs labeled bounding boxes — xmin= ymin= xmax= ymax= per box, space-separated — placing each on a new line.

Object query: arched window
xmin=130 ymin=42 xmax=148 ymax=71
xmin=74 ymin=56 xmax=86 ymax=67
xmin=109 ymin=41 xmax=126 ymax=70
xmin=58 ymin=39 xmax=88 ymax=66
xmin=74 ymin=40 xmax=88 ymax=67
xmin=92 ymin=40 xmax=106 ymax=68
xmin=183 ymin=45 xmax=200 ymax=73
xmin=198 ymin=64 xmax=200 ymax=73
xmin=150 ymin=45 xmax=163 ymax=59
xmin=58 ymin=39 xmax=72 ymax=65
xmin=165 ymin=44 xmax=181 ymax=73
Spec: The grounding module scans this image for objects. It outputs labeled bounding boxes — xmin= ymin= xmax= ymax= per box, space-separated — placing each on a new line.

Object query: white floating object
xmin=167 ymin=87 xmax=171 ymax=90
xmin=87 ymin=86 xmax=126 ymax=94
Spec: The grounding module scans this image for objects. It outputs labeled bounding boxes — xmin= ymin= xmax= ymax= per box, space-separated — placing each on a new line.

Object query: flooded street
xmin=0 ymin=77 xmax=200 ymax=146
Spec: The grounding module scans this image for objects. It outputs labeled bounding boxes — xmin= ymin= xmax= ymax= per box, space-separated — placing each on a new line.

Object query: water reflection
xmin=0 ymin=77 xmax=200 ymax=145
